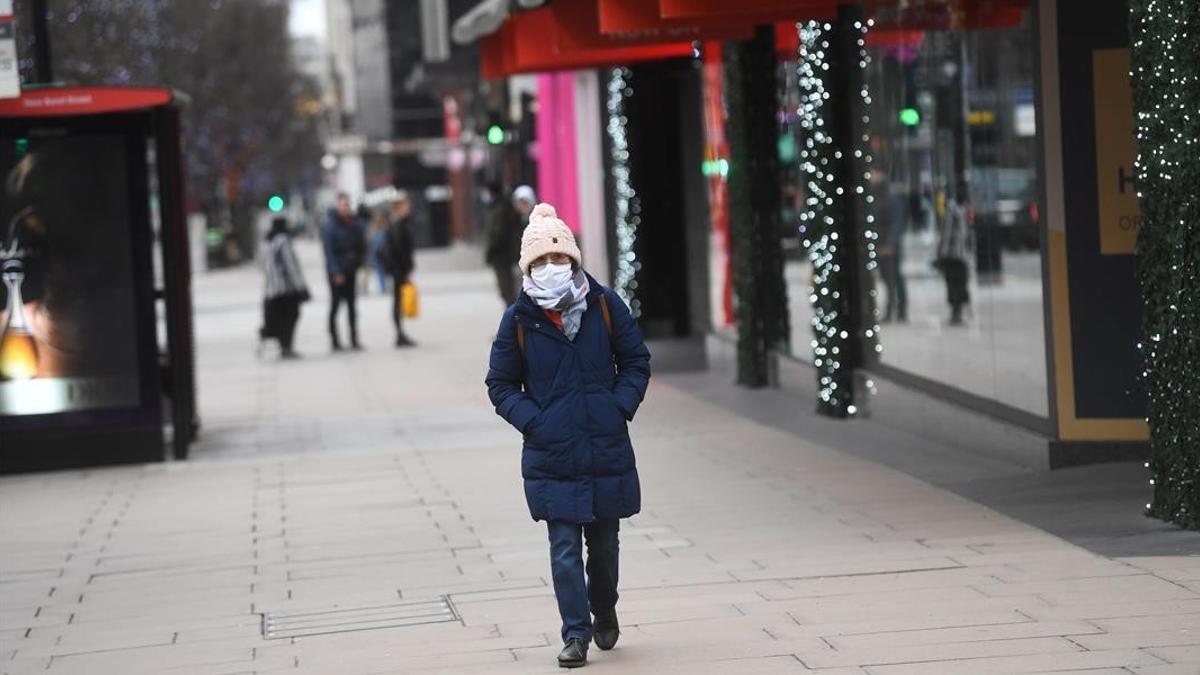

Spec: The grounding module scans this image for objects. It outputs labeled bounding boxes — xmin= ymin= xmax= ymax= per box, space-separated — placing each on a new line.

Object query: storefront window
xmin=785 ymin=7 xmax=1048 ymax=419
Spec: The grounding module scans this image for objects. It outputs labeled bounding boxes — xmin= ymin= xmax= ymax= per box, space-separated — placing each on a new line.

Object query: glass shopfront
xmin=785 ymin=5 xmax=1048 ymax=420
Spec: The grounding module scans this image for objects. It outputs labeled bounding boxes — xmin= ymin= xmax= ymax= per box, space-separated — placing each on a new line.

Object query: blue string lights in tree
xmin=606 ymin=67 xmax=641 ymax=316
xmin=1128 ymin=0 xmax=1200 ymax=527
xmin=795 ymin=17 xmax=879 ymax=418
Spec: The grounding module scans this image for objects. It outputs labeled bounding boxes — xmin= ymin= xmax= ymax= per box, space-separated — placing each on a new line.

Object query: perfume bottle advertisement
xmin=0 ymin=135 xmax=141 ymax=415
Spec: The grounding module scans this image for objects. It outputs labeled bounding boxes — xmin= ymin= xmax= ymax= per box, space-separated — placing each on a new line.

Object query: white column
xmin=335 ymin=153 xmax=366 ymax=203
xmin=573 ymin=69 xmax=609 ymax=285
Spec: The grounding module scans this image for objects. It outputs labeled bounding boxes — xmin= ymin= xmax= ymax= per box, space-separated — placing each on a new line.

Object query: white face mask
xmin=530 ymin=262 xmax=573 ymax=289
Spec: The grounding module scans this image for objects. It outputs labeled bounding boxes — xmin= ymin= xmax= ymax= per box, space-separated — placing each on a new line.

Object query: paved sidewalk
xmin=3 ymin=241 xmax=1200 ymax=674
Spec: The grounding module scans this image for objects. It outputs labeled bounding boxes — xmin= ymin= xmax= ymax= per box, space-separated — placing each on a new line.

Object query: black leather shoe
xmin=593 ymin=608 xmax=619 ymax=651
xmin=557 ymin=638 xmax=588 ymax=668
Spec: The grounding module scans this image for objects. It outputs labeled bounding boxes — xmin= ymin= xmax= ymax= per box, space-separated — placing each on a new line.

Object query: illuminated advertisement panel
xmin=0 ymin=109 xmax=161 ymax=467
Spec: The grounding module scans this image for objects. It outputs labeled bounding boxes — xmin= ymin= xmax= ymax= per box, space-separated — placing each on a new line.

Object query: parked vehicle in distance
xmin=968 ymin=167 xmax=1040 ymax=251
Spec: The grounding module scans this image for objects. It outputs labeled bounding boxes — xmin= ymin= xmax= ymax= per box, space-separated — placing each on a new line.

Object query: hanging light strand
xmin=796 ymin=17 xmax=878 ymax=417
xmin=606 ymin=67 xmax=642 ymax=316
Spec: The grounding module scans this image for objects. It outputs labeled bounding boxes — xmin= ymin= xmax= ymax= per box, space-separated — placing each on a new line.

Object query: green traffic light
xmin=899 ymin=107 xmax=921 ymax=126
xmin=487 ymin=125 xmax=505 ymax=145
xmin=268 ymin=195 xmax=285 ymax=213
xmin=14 ymin=138 xmax=28 ymax=156
xmin=702 ymin=159 xmax=730 ymax=177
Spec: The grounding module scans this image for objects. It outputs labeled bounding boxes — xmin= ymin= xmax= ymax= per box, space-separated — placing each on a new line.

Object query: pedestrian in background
xmin=878 ymin=188 xmax=909 ymax=323
xmin=259 ymin=217 xmax=309 ymax=359
xmin=366 ymin=211 xmax=391 ymax=295
xmin=483 ymin=181 xmax=522 ymax=306
xmin=321 ymin=192 xmax=367 ymax=351
xmin=512 ymin=184 xmax=536 ymax=226
xmin=382 ymin=192 xmax=417 ymax=348
xmin=485 ymin=203 xmax=651 ymax=669
xmin=935 ymin=197 xmax=972 ymax=326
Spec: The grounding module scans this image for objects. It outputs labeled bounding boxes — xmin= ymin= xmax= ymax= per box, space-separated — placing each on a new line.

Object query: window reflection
xmin=785 ymin=7 xmax=1048 ymax=418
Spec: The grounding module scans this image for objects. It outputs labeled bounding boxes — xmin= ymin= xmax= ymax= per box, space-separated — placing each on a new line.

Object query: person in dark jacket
xmin=383 ymin=192 xmax=416 ymax=347
xmin=482 ymin=182 xmax=522 ymax=306
xmin=259 ymin=218 xmax=309 ymax=359
xmin=485 ymin=203 xmax=651 ymax=669
xmin=321 ymin=192 xmax=367 ymax=350
xmin=935 ymin=197 xmax=972 ymax=326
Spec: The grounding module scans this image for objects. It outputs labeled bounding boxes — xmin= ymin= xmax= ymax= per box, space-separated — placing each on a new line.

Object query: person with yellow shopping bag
xmin=400 ymin=281 xmax=419 ymax=320
xmin=381 ymin=192 xmax=417 ymax=347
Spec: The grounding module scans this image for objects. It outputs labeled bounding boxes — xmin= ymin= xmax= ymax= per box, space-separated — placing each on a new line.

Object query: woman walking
xmin=259 ymin=217 xmax=310 ymax=359
xmin=486 ymin=203 xmax=651 ymax=668
xmin=366 ymin=211 xmax=391 ymax=295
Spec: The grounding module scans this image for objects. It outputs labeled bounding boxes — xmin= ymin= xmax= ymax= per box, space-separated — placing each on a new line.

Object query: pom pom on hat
xmin=530 ymin=202 xmax=558 ymax=220
xmin=519 ymin=202 xmax=583 ymax=273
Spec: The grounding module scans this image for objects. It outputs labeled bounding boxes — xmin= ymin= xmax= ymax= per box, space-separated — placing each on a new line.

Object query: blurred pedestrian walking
xmin=366 ymin=211 xmax=391 ymax=295
xmin=483 ymin=182 xmax=523 ymax=306
xmin=321 ymin=192 xmax=367 ymax=351
xmin=258 ymin=217 xmax=309 ymax=359
xmin=382 ymin=192 xmax=417 ymax=348
xmin=485 ymin=203 xmax=651 ymax=669
xmin=934 ymin=197 xmax=972 ymax=326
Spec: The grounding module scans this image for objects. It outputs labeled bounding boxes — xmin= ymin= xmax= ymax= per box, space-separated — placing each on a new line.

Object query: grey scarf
xmin=522 ymin=268 xmax=591 ymax=340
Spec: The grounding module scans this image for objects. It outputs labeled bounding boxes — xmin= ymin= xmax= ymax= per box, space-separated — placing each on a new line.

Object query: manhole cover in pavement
xmin=261 ymin=596 xmax=458 ymax=639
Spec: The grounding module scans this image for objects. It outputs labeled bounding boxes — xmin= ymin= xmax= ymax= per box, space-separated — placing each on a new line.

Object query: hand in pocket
xmin=524 ymin=407 xmax=552 ymax=445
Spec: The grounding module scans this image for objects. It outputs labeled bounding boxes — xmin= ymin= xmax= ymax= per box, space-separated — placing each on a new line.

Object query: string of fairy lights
xmin=605 ymin=67 xmax=642 ymax=317
xmin=1129 ymin=0 xmax=1200 ymax=527
xmin=858 ymin=17 xmax=882 ymax=370
xmin=795 ymin=18 xmax=879 ymax=417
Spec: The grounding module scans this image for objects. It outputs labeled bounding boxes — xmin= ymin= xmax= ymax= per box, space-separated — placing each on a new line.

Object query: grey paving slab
xmin=824 ymin=619 xmax=1103 ymax=650
xmin=1144 ymin=645 xmax=1200 ymax=664
xmin=861 ymin=648 xmax=1167 ymax=674
xmin=1132 ymin=665 xmax=1200 ymax=675
xmin=797 ymin=636 xmax=1082 ymax=669
xmin=0 ymin=655 xmax=53 ymax=675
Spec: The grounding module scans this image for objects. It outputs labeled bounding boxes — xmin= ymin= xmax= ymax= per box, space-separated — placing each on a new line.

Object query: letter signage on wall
xmin=1092 ymin=48 xmax=1140 ymax=256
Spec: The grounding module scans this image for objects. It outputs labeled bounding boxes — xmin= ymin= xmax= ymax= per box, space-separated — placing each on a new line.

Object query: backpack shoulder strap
xmin=599 ymin=293 xmax=614 ymax=339
xmin=516 ymin=320 xmax=526 ymax=358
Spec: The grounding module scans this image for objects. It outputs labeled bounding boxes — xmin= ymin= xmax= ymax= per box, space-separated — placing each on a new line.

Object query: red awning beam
xmin=0 ymin=86 xmax=179 ymax=117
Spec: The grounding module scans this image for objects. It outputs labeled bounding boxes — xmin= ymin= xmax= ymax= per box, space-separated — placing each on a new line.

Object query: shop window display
xmin=784 ymin=7 xmax=1048 ymax=419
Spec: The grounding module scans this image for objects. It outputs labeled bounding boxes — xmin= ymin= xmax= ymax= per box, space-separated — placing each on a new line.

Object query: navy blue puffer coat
xmin=486 ymin=274 xmax=651 ymax=523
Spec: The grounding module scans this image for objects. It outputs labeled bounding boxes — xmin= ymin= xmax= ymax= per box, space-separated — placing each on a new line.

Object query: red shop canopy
xmin=660 ymin=0 xmax=840 ymax=21
xmin=480 ymin=0 xmax=1029 ymax=79
xmin=481 ymin=7 xmax=694 ymax=79
xmin=595 ymin=0 xmax=755 ymax=39
xmin=865 ymin=29 xmax=927 ymax=48
xmin=557 ymin=0 xmax=750 ymax=51
xmin=865 ymin=0 xmax=1027 ymax=31
xmin=661 ymin=0 xmax=1024 ymax=29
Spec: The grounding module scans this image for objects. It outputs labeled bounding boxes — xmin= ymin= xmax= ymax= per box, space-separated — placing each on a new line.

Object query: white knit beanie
xmin=518 ymin=203 xmax=582 ymax=274
xmin=512 ymin=184 xmax=536 ymax=205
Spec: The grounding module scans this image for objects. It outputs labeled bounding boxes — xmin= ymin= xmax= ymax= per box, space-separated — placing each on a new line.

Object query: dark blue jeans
xmin=547 ymin=518 xmax=620 ymax=643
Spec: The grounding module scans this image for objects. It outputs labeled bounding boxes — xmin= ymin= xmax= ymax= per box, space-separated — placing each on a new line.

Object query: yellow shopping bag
xmin=400 ymin=282 xmax=420 ymax=319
